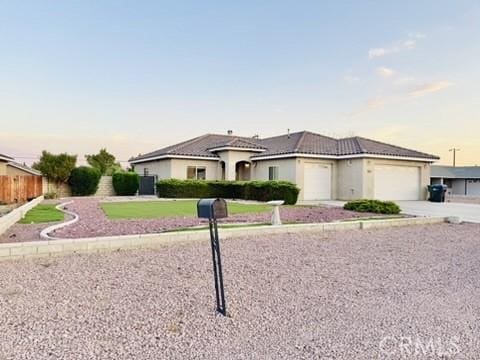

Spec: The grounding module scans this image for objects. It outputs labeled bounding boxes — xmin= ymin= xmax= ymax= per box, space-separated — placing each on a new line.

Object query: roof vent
xmin=252 ymin=134 xmax=259 ymax=139
xmin=227 ymin=130 xmax=233 ymax=135
xmin=287 ymin=128 xmax=290 ymax=139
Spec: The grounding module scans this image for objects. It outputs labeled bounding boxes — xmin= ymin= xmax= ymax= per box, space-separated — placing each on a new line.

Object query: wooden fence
xmin=0 ymin=176 xmax=43 ymax=204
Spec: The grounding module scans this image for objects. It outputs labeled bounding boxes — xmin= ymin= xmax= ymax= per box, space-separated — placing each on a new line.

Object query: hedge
xmin=68 ymin=166 xmax=101 ymax=196
xmin=156 ymin=180 xmax=300 ymax=205
xmin=112 ymin=171 xmax=140 ymax=196
xmin=343 ymin=199 xmax=401 ymax=214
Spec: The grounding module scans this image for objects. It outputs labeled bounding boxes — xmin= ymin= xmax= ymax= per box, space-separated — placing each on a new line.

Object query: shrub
xmin=68 ymin=166 xmax=101 ymax=196
xmin=343 ymin=199 xmax=401 ymax=214
xmin=156 ymin=179 xmax=300 ymax=205
xmin=43 ymin=191 xmax=57 ymax=200
xmin=112 ymin=171 xmax=140 ymax=195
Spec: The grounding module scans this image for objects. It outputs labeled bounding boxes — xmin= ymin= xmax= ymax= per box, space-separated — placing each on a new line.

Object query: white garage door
xmin=467 ymin=180 xmax=480 ymax=196
xmin=303 ymin=163 xmax=331 ymax=200
xmin=374 ymin=165 xmax=420 ymax=200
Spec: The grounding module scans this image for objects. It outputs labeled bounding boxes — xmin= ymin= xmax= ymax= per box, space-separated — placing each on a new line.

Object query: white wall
xmin=252 ymin=158 xmax=297 ymax=183
xmin=134 ymin=159 xmax=171 ymax=179
xmin=169 ymin=159 xmax=219 ymax=180
xmin=336 ymin=159 xmax=364 ymax=200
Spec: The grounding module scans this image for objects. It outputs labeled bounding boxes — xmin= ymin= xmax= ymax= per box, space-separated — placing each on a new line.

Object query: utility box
xmin=197 ymin=198 xmax=228 ymax=219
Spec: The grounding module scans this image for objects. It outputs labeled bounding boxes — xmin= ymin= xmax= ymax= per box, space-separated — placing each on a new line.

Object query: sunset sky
xmin=1 ymin=1 xmax=479 ymax=166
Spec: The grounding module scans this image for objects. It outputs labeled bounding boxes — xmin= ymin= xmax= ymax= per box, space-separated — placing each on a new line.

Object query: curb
xmin=0 ymin=216 xmax=448 ymax=262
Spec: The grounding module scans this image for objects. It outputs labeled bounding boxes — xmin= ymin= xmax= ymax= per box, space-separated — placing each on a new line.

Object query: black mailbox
xmin=197 ymin=198 xmax=228 ymax=219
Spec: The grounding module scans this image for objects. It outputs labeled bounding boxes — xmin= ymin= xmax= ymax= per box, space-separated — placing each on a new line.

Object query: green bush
xmin=112 ymin=171 xmax=140 ymax=196
xmin=68 ymin=166 xmax=101 ymax=196
xmin=156 ymin=179 xmax=300 ymax=205
xmin=343 ymin=199 xmax=401 ymax=214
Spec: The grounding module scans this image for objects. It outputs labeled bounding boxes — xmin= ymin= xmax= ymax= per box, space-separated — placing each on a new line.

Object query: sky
xmin=0 ymin=0 xmax=479 ymax=166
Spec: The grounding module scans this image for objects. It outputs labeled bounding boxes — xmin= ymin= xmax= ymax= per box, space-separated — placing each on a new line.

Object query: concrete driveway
xmin=396 ymin=201 xmax=480 ymax=223
xmin=315 ymin=200 xmax=480 ymax=223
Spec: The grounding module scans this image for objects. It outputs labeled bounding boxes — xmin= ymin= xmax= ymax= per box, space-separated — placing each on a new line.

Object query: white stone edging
xmin=0 ymin=216 xmax=448 ymax=262
xmin=40 ymin=201 xmax=79 ymax=240
xmin=0 ymin=196 xmax=44 ymax=236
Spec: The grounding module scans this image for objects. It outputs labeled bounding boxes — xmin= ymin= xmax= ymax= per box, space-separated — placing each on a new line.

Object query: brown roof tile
xmin=131 ymin=131 xmax=439 ymax=162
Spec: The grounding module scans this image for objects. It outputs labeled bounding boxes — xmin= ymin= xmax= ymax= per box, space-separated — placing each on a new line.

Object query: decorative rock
xmin=446 ymin=216 xmax=462 ymax=224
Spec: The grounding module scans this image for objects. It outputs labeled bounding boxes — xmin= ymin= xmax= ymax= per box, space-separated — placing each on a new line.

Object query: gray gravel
xmin=1 ymin=223 xmax=479 ymax=359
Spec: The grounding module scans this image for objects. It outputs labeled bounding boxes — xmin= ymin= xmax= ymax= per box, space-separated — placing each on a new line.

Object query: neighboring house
xmin=0 ymin=154 xmax=42 ymax=177
xmin=0 ymin=154 xmax=14 ymax=175
xmin=130 ymin=131 xmax=439 ymax=201
xmin=431 ymin=166 xmax=480 ymax=196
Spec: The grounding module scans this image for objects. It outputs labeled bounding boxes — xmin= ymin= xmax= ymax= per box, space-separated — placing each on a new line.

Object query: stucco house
xmin=431 ymin=166 xmax=480 ymax=196
xmin=130 ymin=131 xmax=439 ymax=201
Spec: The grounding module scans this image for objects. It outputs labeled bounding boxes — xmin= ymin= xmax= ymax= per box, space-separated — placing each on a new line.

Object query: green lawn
xmin=19 ymin=204 xmax=64 ymax=224
xmin=101 ymin=200 xmax=271 ymax=220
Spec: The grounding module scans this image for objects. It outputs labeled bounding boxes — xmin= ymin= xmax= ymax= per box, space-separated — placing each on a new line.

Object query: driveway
xmin=397 ymin=201 xmax=480 ymax=223
xmin=317 ymin=200 xmax=480 ymax=223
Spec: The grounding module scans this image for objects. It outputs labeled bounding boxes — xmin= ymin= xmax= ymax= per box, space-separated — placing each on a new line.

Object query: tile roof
xmin=131 ymin=131 xmax=439 ymax=162
xmin=431 ymin=165 xmax=480 ymax=179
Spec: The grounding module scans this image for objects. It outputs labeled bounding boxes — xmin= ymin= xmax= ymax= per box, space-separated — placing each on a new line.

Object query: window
xmin=187 ymin=166 xmax=207 ymax=180
xmin=143 ymin=168 xmax=149 ymax=176
xmin=268 ymin=166 xmax=279 ymax=180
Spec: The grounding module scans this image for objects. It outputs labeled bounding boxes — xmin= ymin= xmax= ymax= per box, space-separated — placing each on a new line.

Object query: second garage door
xmin=303 ymin=163 xmax=331 ymax=200
xmin=374 ymin=165 xmax=420 ymax=200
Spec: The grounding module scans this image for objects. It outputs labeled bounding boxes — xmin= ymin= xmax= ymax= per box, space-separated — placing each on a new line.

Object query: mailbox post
xmin=197 ymin=198 xmax=228 ymax=316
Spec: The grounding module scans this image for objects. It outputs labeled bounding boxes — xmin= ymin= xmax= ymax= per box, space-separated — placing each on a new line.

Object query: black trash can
xmin=428 ymin=184 xmax=447 ymax=202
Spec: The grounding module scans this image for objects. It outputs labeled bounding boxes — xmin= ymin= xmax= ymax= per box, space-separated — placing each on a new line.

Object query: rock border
xmin=0 ymin=216 xmax=448 ymax=262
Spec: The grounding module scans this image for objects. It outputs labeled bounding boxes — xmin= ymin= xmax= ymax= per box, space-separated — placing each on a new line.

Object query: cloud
xmin=408 ymin=81 xmax=452 ymax=97
xmin=376 ymin=67 xmax=396 ymax=78
xmin=368 ymin=33 xmax=424 ymax=59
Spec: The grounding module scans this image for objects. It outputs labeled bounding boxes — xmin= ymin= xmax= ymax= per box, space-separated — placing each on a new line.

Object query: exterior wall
xmin=133 ymin=159 xmax=172 ymax=179
xmin=5 ymin=166 xmax=37 ymax=177
xmin=42 ymin=179 xmax=72 ymax=198
xmin=95 ymin=176 xmax=116 ymax=197
xmin=295 ymin=158 xmax=337 ymax=201
xmin=169 ymin=159 xmax=219 ymax=180
xmin=252 ymin=158 xmax=297 ymax=183
xmin=0 ymin=162 xmax=6 ymax=175
xmin=451 ymin=179 xmax=466 ymax=195
xmin=363 ymin=159 xmax=431 ymax=200
xmin=336 ymin=159 xmax=365 ymax=200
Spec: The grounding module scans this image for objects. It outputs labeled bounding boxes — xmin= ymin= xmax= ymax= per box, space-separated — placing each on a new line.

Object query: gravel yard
xmin=1 ymin=197 xmax=371 ymax=242
xmin=0 ymin=223 xmax=479 ymax=359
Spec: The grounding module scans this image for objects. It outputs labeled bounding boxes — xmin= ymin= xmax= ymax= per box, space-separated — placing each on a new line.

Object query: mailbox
xmin=197 ymin=198 xmax=228 ymax=219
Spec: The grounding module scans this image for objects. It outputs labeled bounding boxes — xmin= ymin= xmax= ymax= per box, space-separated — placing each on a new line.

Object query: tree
xmin=85 ymin=148 xmax=121 ymax=175
xmin=32 ymin=151 xmax=77 ymax=184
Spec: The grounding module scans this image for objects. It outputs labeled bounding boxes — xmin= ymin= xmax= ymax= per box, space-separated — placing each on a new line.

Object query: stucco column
xmin=225 ymin=162 xmax=236 ymax=181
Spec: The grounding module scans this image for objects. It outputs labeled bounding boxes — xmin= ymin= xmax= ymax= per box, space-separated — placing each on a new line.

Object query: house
xmin=130 ymin=131 xmax=439 ymax=201
xmin=431 ymin=166 xmax=480 ymax=197
xmin=0 ymin=154 xmax=42 ymax=177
